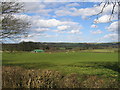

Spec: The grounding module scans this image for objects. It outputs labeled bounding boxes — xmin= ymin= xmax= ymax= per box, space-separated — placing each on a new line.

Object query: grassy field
xmin=2 ymin=50 xmax=120 ymax=88
xmin=3 ymin=51 xmax=119 ymax=76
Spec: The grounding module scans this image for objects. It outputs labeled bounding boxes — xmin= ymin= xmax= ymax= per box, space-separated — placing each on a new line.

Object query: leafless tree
xmin=0 ymin=2 xmax=31 ymax=40
xmin=93 ymin=0 xmax=120 ymax=22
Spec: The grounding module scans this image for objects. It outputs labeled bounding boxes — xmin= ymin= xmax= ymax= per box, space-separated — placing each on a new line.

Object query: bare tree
xmin=1 ymin=2 xmax=31 ymax=40
xmin=92 ymin=0 xmax=120 ymax=22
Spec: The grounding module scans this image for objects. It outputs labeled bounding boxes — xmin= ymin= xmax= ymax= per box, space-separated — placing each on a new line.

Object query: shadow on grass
xmin=87 ymin=62 xmax=120 ymax=74
xmin=3 ymin=62 xmax=57 ymax=69
xmin=98 ymin=62 xmax=120 ymax=73
xmin=67 ymin=62 xmax=120 ymax=73
xmin=3 ymin=61 xmax=120 ymax=73
xmin=2 ymin=60 xmax=14 ymax=64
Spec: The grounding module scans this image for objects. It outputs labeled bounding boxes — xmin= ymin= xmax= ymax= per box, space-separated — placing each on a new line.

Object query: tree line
xmin=2 ymin=41 xmax=119 ymax=52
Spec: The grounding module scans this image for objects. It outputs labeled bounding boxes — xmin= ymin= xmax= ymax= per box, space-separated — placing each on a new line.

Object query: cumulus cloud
xmin=94 ymin=15 xmax=111 ymax=23
xmin=7 ymin=2 xmax=119 ymax=43
xmin=13 ymin=12 xmax=83 ymax=38
xmin=20 ymin=33 xmax=46 ymax=42
xmin=13 ymin=14 xmax=32 ymax=21
xmin=103 ymin=33 xmax=118 ymax=41
xmin=66 ymin=3 xmax=80 ymax=7
xmin=55 ymin=3 xmax=112 ymax=17
xmin=27 ymin=33 xmax=46 ymax=37
xmin=10 ymin=0 xmax=110 ymax=2
xmin=32 ymin=18 xmax=81 ymax=29
xmin=20 ymin=33 xmax=58 ymax=42
xmin=55 ymin=9 xmax=72 ymax=16
xmin=24 ymin=2 xmax=52 ymax=16
xmin=24 ymin=2 xmax=45 ymax=10
xmin=55 ymin=3 xmax=118 ymax=25
xmin=20 ymin=38 xmax=36 ymax=42
xmin=90 ymin=30 xmax=103 ymax=34
xmin=32 ymin=19 xmax=62 ymax=28
xmin=68 ymin=29 xmax=82 ymax=34
xmin=106 ymin=21 xmax=119 ymax=32
xmin=44 ymin=34 xmax=58 ymax=38
xmin=57 ymin=25 xmax=70 ymax=30
xmin=34 ymin=28 xmax=50 ymax=32
xmin=94 ymin=14 xmax=118 ymax=23
xmin=55 ymin=24 xmax=82 ymax=34
xmin=91 ymin=24 xmax=98 ymax=28
xmin=31 ymin=17 xmax=83 ymax=34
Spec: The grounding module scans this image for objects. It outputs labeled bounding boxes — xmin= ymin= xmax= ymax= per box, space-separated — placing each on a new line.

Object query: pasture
xmin=2 ymin=51 xmax=120 ymax=88
xmin=2 ymin=51 xmax=119 ymax=77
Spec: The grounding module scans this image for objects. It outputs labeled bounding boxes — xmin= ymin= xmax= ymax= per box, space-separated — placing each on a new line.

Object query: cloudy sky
xmin=9 ymin=1 xmax=119 ymax=43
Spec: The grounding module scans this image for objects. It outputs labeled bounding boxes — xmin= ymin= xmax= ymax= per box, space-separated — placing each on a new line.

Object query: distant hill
xmin=2 ymin=41 xmax=119 ymax=52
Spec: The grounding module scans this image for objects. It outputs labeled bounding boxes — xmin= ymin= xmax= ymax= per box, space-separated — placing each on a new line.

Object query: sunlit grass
xmin=2 ymin=51 xmax=119 ymax=77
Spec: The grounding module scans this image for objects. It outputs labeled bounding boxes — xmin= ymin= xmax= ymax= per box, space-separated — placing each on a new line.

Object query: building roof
xmin=33 ymin=49 xmax=44 ymax=52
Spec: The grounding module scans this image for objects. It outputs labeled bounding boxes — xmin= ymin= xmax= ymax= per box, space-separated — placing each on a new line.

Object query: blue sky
xmin=6 ymin=2 xmax=119 ymax=43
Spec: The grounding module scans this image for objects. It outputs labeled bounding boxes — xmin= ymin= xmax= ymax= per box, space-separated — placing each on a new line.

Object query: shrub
xmin=2 ymin=66 xmax=119 ymax=88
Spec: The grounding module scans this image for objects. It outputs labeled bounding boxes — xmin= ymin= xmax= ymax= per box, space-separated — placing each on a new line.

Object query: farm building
xmin=33 ymin=49 xmax=44 ymax=53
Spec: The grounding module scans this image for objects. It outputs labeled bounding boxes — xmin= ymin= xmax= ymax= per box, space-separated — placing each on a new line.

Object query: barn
xmin=33 ymin=49 xmax=44 ymax=53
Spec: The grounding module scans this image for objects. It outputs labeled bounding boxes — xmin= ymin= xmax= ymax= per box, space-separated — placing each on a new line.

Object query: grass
xmin=2 ymin=51 xmax=119 ymax=76
xmin=2 ymin=51 xmax=120 ymax=88
xmin=3 ymin=66 xmax=119 ymax=88
xmin=81 ymin=49 xmax=118 ymax=53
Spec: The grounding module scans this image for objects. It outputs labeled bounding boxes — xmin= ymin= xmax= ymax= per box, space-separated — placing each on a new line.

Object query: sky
xmin=4 ymin=1 xmax=119 ymax=43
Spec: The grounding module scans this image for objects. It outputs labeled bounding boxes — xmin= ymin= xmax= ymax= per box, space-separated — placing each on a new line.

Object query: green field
xmin=2 ymin=51 xmax=120 ymax=88
xmin=2 ymin=51 xmax=119 ymax=77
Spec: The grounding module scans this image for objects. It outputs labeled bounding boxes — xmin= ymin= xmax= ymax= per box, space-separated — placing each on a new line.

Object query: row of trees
xmin=2 ymin=41 xmax=119 ymax=52
xmin=2 ymin=42 xmax=51 ymax=52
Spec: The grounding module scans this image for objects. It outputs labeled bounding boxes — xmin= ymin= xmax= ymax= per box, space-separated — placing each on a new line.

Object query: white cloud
xmin=68 ymin=29 xmax=82 ymax=34
xmin=13 ymin=14 xmax=32 ymax=21
xmin=66 ymin=3 xmax=80 ymax=7
xmin=16 ymin=0 xmax=40 ymax=2
xmin=6 ymin=0 xmax=115 ymax=2
xmin=20 ymin=33 xmax=58 ymax=42
xmin=32 ymin=19 xmax=61 ymax=28
xmin=63 ymin=35 xmax=83 ymax=42
xmin=34 ymin=28 xmax=50 ymax=32
xmin=44 ymin=34 xmax=58 ymax=38
xmin=91 ymin=24 xmax=98 ymax=28
xmin=32 ymin=17 xmax=83 ymax=33
xmin=14 ymin=13 xmax=83 ymax=37
xmin=57 ymin=25 xmax=70 ymax=30
xmin=24 ymin=2 xmax=45 ymax=10
xmin=20 ymin=38 xmax=36 ymax=42
xmin=55 ymin=9 xmax=72 ymax=16
xmin=103 ymin=33 xmax=118 ymax=41
xmin=54 ymin=23 xmax=82 ymax=34
xmin=27 ymin=33 xmax=46 ymax=37
xmin=24 ymin=2 xmax=52 ymax=16
xmin=55 ymin=3 xmax=118 ymax=23
xmin=106 ymin=21 xmax=119 ymax=32
xmin=90 ymin=30 xmax=103 ymax=34
xmin=94 ymin=15 xmax=111 ymax=23
xmin=55 ymin=3 xmax=101 ymax=16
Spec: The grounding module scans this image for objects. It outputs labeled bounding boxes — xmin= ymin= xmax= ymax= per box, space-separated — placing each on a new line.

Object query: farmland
xmin=2 ymin=48 xmax=120 ymax=88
